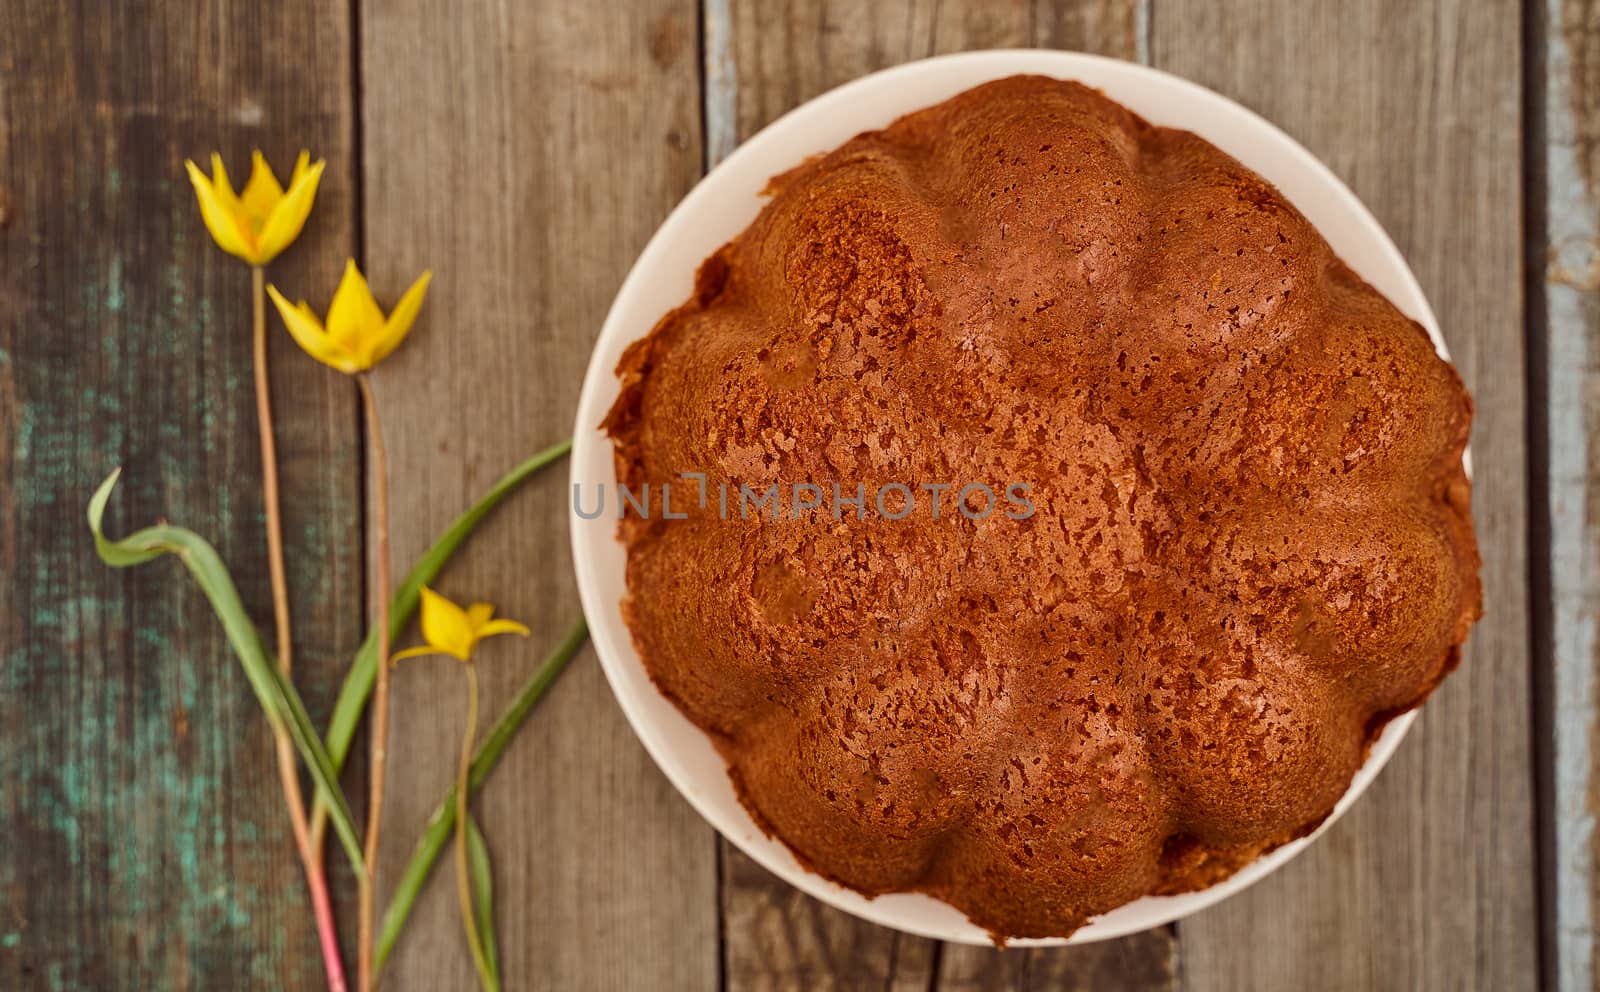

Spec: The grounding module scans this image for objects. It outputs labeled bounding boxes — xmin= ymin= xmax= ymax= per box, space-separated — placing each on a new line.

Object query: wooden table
xmin=0 ymin=0 xmax=1577 ymax=988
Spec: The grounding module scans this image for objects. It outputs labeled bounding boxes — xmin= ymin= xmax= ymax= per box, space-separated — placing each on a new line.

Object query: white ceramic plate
xmin=570 ymin=50 xmax=1450 ymax=946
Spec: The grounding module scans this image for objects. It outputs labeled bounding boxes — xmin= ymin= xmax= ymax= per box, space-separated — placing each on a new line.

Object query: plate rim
xmin=569 ymin=48 xmax=1448 ymax=946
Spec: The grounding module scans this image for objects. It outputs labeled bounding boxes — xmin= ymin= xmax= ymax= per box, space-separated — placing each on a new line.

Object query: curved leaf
xmin=466 ymin=815 xmax=500 ymax=991
xmin=375 ymin=616 xmax=587 ymax=973
xmin=324 ymin=438 xmax=572 ymax=769
xmin=88 ymin=470 xmax=367 ymax=879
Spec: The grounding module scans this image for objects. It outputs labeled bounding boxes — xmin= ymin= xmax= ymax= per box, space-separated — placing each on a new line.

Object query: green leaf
xmin=323 ymin=438 xmax=571 ymax=771
xmin=375 ymin=616 xmax=587 ymax=973
xmin=466 ymin=815 xmax=500 ymax=991
xmin=88 ymin=470 xmax=368 ymax=880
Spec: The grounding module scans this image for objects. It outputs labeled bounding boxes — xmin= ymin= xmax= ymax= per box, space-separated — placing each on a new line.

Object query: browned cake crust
xmin=604 ymin=75 xmax=1481 ymax=940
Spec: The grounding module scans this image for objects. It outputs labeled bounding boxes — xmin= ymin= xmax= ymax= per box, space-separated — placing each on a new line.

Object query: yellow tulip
xmin=392 ymin=587 xmax=530 ymax=664
xmin=267 ymin=260 xmax=432 ymax=374
xmin=185 ymin=150 xmax=325 ymax=265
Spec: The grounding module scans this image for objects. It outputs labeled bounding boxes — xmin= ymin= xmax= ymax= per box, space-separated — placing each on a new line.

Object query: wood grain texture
xmin=708 ymin=4 xmax=1178 ymax=989
xmin=1150 ymin=2 xmax=1540 ymax=990
xmin=357 ymin=0 xmax=717 ymax=988
xmin=935 ymin=930 xmax=1175 ymax=992
xmin=0 ymin=1 xmax=1558 ymax=989
xmin=722 ymin=848 xmax=936 ymax=991
xmin=1542 ymin=0 xmax=1600 ymax=988
xmin=0 ymin=1 xmax=361 ymax=989
xmin=711 ymin=0 xmax=1140 ymax=163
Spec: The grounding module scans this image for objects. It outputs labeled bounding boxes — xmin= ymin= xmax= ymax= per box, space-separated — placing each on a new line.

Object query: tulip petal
xmin=256 ymin=157 xmax=324 ymax=266
xmin=208 ymin=154 xmax=254 ymax=255
xmin=268 ymin=283 xmax=356 ymax=373
xmin=369 ymin=270 xmax=433 ymax=367
xmin=476 ymin=619 xmax=531 ymax=641
xmin=289 ymin=150 xmax=312 ymax=188
xmin=326 ymin=258 xmax=386 ymax=365
xmin=240 ymin=150 xmax=286 ymax=226
xmin=390 ymin=645 xmax=442 ymax=663
xmin=209 ymin=153 xmax=241 ymax=208
xmin=419 ymin=587 xmax=475 ymax=661
xmin=186 ymin=159 xmax=255 ymax=262
xmin=466 ymin=603 xmax=495 ymax=631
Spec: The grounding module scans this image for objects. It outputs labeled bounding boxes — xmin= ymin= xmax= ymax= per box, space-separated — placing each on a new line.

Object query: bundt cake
xmin=603 ymin=75 xmax=1481 ymax=940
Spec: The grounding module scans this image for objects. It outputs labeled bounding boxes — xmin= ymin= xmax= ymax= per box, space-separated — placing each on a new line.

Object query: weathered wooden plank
xmin=711 ymin=0 xmax=1141 ymax=166
xmin=722 ymin=847 xmax=937 ymax=991
xmin=1541 ymin=0 xmax=1600 ymax=988
xmin=357 ymin=1 xmax=717 ymax=988
xmin=1150 ymin=1 xmax=1539 ymax=989
xmin=935 ymin=928 xmax=1175 ymax=992
xmin=0 ymin=1 xmax=361 ymax=988
xmin=708 ymin=3 xmax=1179 ymax=989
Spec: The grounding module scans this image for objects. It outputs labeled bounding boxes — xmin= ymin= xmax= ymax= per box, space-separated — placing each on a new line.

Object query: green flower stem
xmin=308 ymin=437 xmax=571 ymax=850
xmin=375 ymin=617 xmax=588 ymax=974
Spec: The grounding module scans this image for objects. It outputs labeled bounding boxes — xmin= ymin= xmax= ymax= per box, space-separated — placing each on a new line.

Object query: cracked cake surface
xmin=603 ymin=74 xmax=1481 ymax=939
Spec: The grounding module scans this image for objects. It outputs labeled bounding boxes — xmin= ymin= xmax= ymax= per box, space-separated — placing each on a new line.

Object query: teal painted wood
xmin=0 ymin=0 xmax=1560 ymax=988
xmin=0 ymin=2 xmax=362 ymax=988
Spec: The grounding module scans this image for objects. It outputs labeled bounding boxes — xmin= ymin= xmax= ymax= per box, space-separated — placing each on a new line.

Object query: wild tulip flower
xmin=393 ymin=587 xmax=531 ymax=664
xmin=185 ymin=145 xmax=346 ymax=991
xmin=393 ymin=585 xmax=527 ymax=992
xmin=268 ymin=260 xmax=432 ymax=374
xmin=186 ymin=151 xmax=325 ymax=266
xmin=270 ymin=257 xmax=432 ymax=989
